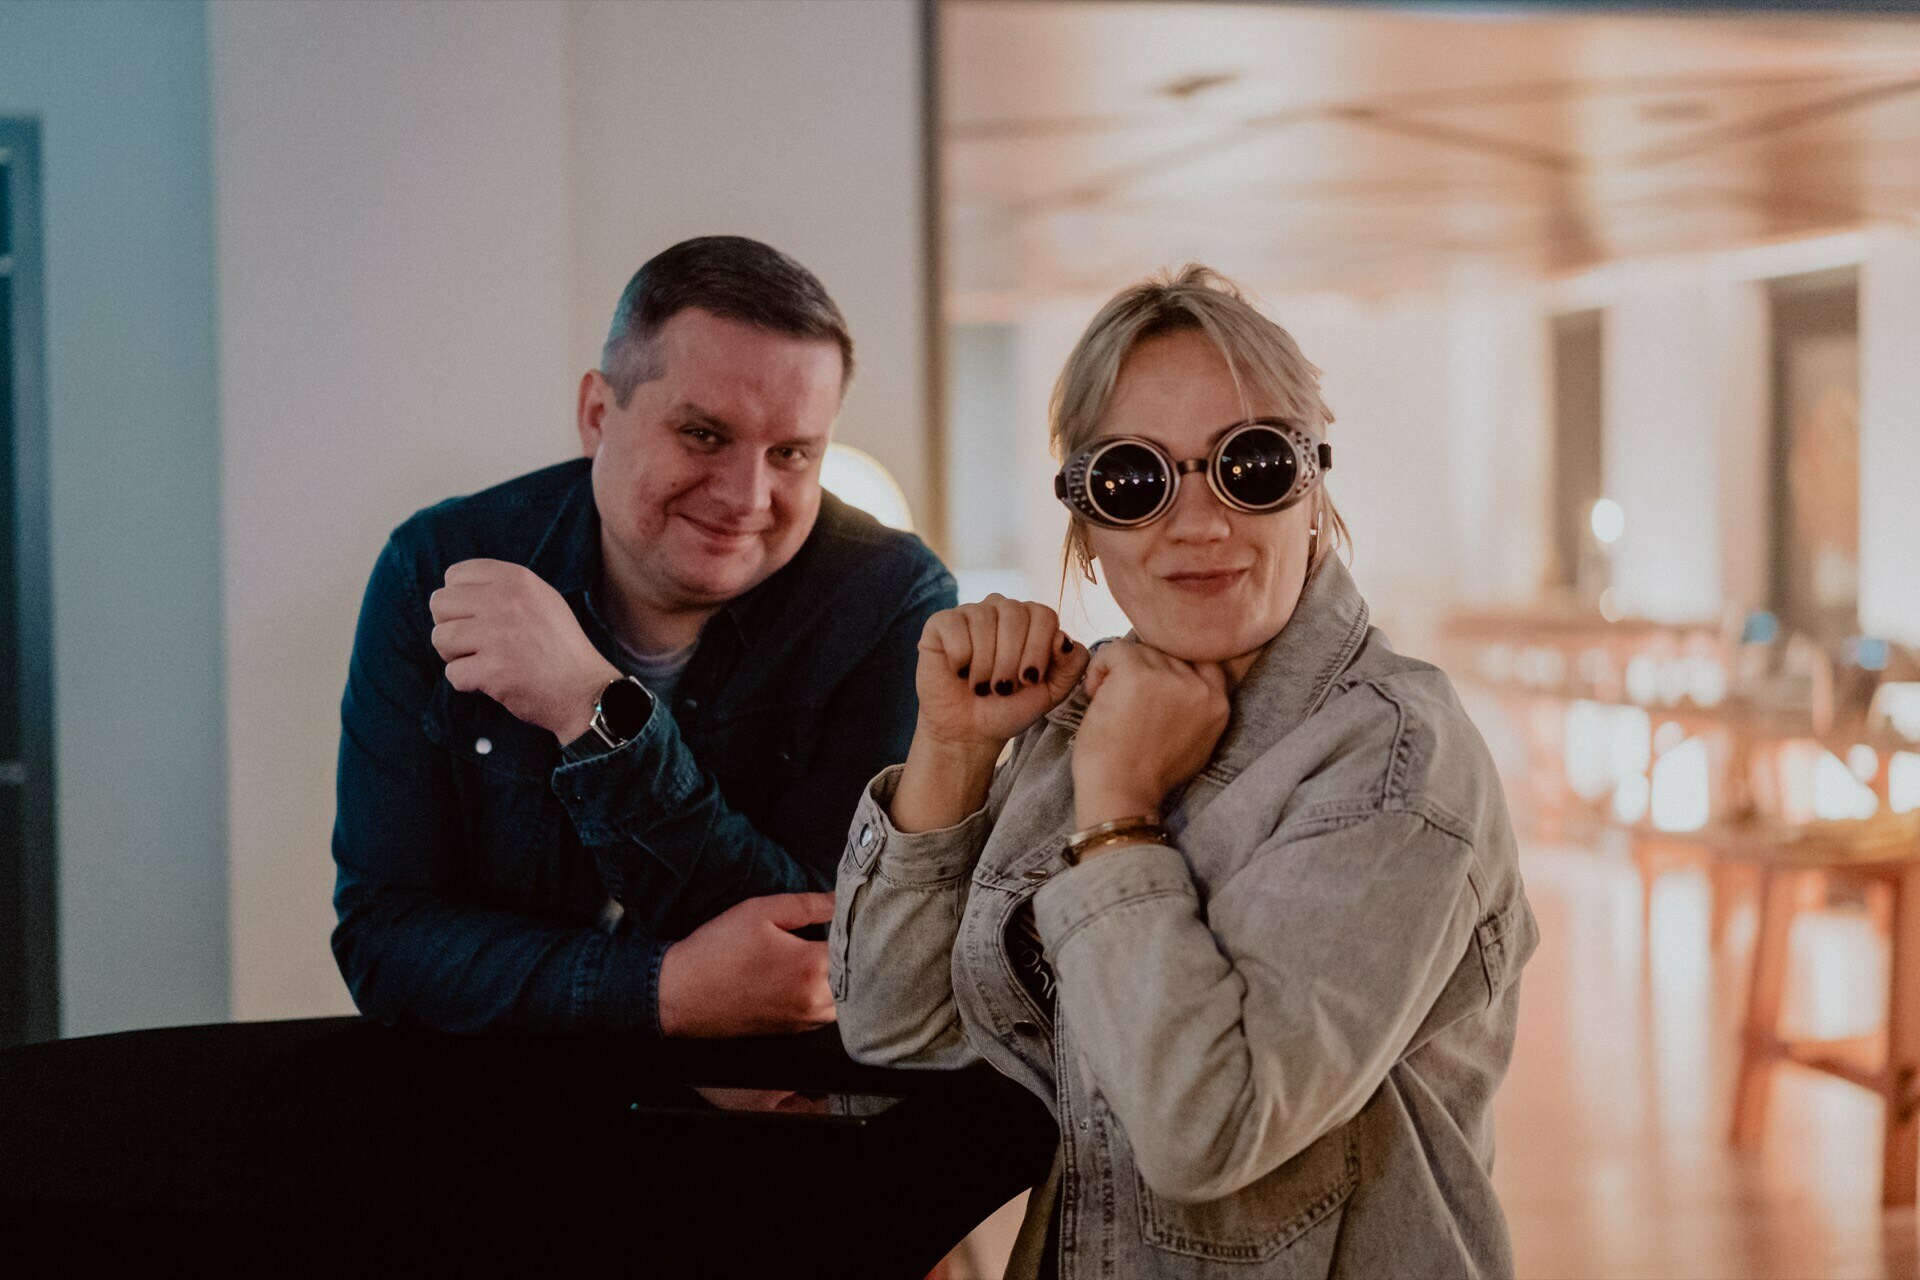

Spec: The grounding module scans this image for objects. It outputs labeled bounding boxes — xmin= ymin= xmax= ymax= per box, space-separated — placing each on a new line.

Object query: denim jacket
xmin=332 ymin=459 xmax=954 ymax=1036
xmin=831 ymin=558 xmax=1537 ymax=1279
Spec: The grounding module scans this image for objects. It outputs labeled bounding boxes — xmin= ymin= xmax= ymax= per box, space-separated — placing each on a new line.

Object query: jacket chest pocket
xmin=1127 ymin=1120 xmax=1359 ymax=1268
xmin=689 ymin=709 xmax=820 ymax=812
xmin=421 ymin=682 xmax=567 ymax=902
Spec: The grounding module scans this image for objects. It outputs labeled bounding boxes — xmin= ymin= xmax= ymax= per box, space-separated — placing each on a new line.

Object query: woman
xmin=830 ymin=266 xmax=1536 ymax=1279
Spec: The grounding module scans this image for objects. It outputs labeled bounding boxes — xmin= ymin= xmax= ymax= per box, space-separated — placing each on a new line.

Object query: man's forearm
xmin=332 ymin=881 xmax=668 ymax=1036
xmin=552 ymin=711 xmax=822 ymax=939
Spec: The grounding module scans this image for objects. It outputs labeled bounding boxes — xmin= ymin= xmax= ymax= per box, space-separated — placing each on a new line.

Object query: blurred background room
xmin=4 ymin=0 xmax=1920 ymax=1275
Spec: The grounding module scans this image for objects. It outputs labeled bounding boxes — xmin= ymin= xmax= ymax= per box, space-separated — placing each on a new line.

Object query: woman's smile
xmin=1162 ymin=566 xmax=1250 ymax=596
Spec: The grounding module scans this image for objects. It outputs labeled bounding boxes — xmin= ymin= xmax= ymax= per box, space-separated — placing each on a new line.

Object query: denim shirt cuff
xmin=593 ymin=927 xmax=671 ymax=1038
xmin=848 ymin=765 xmax=993 ymax=886
xmin=550 ymin=695 xmax=698 ymax=855
xmin=1031 ymin=841 xmax=1196 ymax=953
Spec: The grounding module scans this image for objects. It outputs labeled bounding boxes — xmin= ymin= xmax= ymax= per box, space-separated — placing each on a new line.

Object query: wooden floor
xmin=1498 ymin=841 xmax=1915 ymax=1280
xmin=953 ymin=838 xmax=1918 ymax=1279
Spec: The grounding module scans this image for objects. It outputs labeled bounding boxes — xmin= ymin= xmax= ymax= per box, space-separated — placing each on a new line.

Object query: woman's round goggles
xmin=1054 ymin=419 xmax=1332 ymax=529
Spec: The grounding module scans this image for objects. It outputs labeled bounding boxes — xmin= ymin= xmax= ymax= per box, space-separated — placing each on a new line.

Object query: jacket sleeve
xmin=331 ymin=534 xmax=665 ymax=1035
xmin=556 ymin=565 xmax=956 ymax=942
xmin=1030 ymin=808 xmax=1478 ymax=1203
xmin=829 ymin=743 xmax=1029 ymax=1070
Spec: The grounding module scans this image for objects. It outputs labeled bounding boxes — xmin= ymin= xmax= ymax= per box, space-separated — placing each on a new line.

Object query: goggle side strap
xmin=1318 ymin=441 xmax=1333 ymax=471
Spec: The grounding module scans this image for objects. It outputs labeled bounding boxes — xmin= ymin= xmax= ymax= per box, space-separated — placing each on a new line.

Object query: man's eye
xmin=771 ymin=447 xmax=813 ymax=468
xmin=682 ymin=427 xmax=723 ymax=448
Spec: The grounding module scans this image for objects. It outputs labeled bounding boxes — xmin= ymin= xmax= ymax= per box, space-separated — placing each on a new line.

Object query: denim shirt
xmin=831 ymin=558 xmax=1538 ymax=1279
xmin=332 ymin=459 xmax=954 ymax=1036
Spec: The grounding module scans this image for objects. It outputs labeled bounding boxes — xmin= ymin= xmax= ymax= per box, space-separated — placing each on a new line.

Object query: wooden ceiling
xmin=942 ymin=1 xmax=1920 ymax=301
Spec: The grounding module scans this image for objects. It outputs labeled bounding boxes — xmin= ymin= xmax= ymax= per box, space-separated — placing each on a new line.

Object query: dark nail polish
xmin=1060 ymin=637 xmax=1073 ymax=654
xmin=974 ymin=681 xmax=991 ymax=697
xmin=994 ymin=680 xmax=1015 ymax=696
xmin=1023 ymin=667 xmax=1040 ymax=684
xmin=957 ymin=664 xmax=969 ymax=679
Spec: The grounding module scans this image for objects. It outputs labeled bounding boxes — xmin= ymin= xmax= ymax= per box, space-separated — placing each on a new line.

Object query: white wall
xmin=211 ymin=0 xmax=576 ymax=1019
xmin=1600 ymin=268 xmax=1735 ymax=622
xmin=1859 ymin=229 xmax=1920 ymax=646
xmin=566 ymin=0 xmax=930 ymax=527
xmin=0 ymin=0 xmax=230 ymax=1037
xmin=211 ymin=0 xmax=930 ymax=1020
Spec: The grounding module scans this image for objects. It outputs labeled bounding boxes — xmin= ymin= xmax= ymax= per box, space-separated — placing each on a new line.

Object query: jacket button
xmin=682 ymin=698 xmax=699 ymax=713
xmin=858 ymin=824 xmax=875 ymax=850
xmin=1021 ymin=868 xmax=1050 ymax=883
xmin=473 ymin=737 xmax=492 ymax=755
xmin=1012 ymin=1020 xmax=1039 ymax=1036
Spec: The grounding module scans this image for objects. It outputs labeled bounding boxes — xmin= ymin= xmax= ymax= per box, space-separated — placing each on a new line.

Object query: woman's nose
xmin=1163 ymin=475 xmax=1232 ymax=541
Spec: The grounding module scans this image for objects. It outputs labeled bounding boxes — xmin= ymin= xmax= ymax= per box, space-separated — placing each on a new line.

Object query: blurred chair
xmin=1448 ymin=603 xmax=1920 ymax=1203
xmin=1715 ymin=811 xmax=1920 ymax=1207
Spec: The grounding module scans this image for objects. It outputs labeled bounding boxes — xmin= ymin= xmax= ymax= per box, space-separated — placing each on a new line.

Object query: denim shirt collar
xmin=1045 ymin=556 xmax=1371 ymax=783
xmin=522 ymin=468 xmax=853 ymax=651
xmin=524 ymin=469 xmax=601 ymax=597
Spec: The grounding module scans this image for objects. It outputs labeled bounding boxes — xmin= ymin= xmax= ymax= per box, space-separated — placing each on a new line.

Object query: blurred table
xmin=0 ymin=1017 xmax=1056 ymax=1275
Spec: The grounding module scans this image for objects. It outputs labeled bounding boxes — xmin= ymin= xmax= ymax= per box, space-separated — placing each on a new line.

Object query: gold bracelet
xmin=1062 ymin=814 xmax=1169 ymax=866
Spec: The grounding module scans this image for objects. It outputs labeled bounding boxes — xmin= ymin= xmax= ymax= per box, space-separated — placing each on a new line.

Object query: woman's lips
xmin=1163 ymin=568 xmax=1248 ymax=596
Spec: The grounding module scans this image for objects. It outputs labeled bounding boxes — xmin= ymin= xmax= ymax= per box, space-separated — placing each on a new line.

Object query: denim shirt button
xmin=858 ymin=824 xmax=875 ymax=850
xmin=1021 ymin=868 xmax=1050 ymax=883
xmin=1012 ymin=1020 xmax=1039 ymax=1036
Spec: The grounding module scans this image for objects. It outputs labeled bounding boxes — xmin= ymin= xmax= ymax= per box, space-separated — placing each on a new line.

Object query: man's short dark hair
xmin=600 ymin=236 xmax=855 ymax=406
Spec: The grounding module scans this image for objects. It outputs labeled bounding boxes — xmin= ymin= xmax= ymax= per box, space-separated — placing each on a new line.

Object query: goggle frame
xmin=1054 ymin=418 xmax=1333 ymax=529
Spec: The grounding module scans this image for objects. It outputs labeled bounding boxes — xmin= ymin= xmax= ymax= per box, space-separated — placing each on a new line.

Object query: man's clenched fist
xmin=429 ymin=558 xmax=620 ymax=742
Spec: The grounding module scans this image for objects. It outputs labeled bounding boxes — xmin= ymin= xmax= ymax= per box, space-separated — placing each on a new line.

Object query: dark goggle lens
xmin=1085 ymin=442 xmax=1170 ymax=523
xmin=1215 ymin=427 xmax=1298 ymax=509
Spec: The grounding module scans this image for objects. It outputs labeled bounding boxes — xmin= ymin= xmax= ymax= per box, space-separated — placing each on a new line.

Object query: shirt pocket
xmin=691 ymin=706 xmax=822 ymax=815
xmin=421 ymin=680 xmax=555 ymax=783
xmin=1476 ymin=889 xmax=1539 ymax=1004
xmin=1130 ymin=1120 xmax=1360 ymax=1267
xmin=420 ymin=681 xmax=566 ymax=905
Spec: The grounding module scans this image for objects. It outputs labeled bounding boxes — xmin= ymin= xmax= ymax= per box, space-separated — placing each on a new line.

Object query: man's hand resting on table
xmin=658 ymin=893 xmax=837 ymax=1037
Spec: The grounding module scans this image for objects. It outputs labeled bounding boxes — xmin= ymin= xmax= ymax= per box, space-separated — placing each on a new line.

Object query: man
xmin=331 ymin=236 xmax=954 ymax=1037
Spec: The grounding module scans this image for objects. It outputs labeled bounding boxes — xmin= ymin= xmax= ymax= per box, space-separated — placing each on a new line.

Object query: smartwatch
xmin=582 ymin=674 xmax=654 ymax=752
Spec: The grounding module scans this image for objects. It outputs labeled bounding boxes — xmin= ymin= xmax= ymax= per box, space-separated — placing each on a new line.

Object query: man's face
xmin=577 ymin=308 xmax=844 ymax=620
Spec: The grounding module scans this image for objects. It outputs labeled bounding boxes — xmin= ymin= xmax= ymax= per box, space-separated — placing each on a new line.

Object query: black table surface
xmin=0 ymin=1017 xmax=1056 ymax=1276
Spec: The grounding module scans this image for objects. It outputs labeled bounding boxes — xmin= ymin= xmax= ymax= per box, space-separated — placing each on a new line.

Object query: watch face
xmin=599 ymin=677 xmax=654 ymax=740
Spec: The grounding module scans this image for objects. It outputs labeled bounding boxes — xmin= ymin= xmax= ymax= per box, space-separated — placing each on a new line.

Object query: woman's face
xmin=1082 ymin=329 xmax=1315 ymax=675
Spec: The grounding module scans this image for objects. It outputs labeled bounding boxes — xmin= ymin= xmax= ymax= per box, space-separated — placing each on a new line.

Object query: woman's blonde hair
xmin=1049 ymin=264 xmax=1350 ymax=585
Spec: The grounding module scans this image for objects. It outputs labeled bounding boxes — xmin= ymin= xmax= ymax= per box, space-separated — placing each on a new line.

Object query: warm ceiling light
xmin=1591 ymin=498 xmax=1626 ymax=545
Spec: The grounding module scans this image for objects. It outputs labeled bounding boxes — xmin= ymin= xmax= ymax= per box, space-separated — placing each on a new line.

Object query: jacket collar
xmin=526 ymin=468 xmax=601 ymax=598
xmin=525 ymin=468 xmax=852 ymax=649
xmin=1045 ymin=556 xmax=1371 ymax=782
